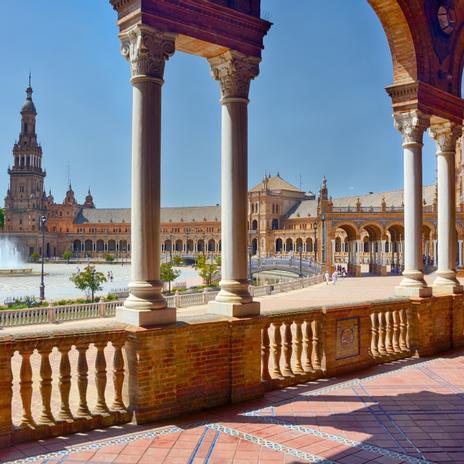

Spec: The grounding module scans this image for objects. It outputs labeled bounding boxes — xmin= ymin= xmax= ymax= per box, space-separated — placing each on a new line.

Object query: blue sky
xmin=0 ymin=1 xmax=439 ymax=208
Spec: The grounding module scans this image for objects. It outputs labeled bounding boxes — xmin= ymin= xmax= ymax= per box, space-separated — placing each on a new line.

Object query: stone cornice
xmin=110 ymin=0 xmax=271 ymax=58
xmin=386 ymin=81 xmax=464 ymax=124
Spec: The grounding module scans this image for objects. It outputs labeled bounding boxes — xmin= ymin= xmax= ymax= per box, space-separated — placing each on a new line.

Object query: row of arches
xmin=274 ymin=237 xmax=315 ymax=254
xmin=73 ymin=239 xmax=129 ymax=253
xmin=162 ymin=238 xmax=221 ymax=253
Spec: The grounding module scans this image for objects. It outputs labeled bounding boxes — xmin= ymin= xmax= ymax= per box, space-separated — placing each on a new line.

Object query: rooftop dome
xmin=21 ymin=86 xmax=36 ymax=114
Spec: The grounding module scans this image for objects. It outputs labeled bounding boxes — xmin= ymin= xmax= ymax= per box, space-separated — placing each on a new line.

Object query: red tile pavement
xmin=2 ymin=348 xmax=464 ymax=464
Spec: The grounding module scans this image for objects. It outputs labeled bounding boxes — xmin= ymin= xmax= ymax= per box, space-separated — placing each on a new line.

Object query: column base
xmin=208 ymin=301 xmax=260 ymax=318
xmin=433 ymin=272 xmax=463 ymax=295
xmin=116 ymin=306 xmax=177 ymax=327
xmin=395 ymin=286 xmax=432 ymax=298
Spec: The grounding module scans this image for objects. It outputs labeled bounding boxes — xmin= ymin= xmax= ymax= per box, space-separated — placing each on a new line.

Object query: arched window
xmin=275 ymin=238 xmax=282 ymax=253
xmin=271 ymin=218 xmax=279 ymax=230
xmin=252 ymin=219 xmax=258 ymax=230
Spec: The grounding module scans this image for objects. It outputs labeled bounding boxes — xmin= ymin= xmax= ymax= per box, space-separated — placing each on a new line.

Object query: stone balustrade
xmin=0 ymin=323 xmax=131 ymax=447
xmin=0 ymin=293 xmax=462 ymax=448
xmin=0 ymin=276 xmax=323 ymax=328
xmin=0 ymin=301 xmax=119 ymax=327
xmin=261 ymin=312 xmax=323 ymax=385
xmin=369 ymin=303 xmax=412 ymax=361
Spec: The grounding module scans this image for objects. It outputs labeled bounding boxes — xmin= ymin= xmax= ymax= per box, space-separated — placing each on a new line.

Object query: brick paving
xmin=2 ymin=347 xmax=464 ymax=464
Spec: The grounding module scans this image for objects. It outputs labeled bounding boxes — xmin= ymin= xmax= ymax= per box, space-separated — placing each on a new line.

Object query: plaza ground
xmin=2 ymin=347 xmax=464 ymax=464
xmin=0 ymin=263 xmax=202 ymax=303
xmin=1 ymin=275 xmax=463 ymax=463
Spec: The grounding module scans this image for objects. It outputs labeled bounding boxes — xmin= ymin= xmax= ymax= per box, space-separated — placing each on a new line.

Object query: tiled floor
xmin=2 ymin=348 xmax=464 ymax=464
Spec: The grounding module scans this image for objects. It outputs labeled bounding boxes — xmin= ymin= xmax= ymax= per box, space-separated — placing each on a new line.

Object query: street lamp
xmin=39 ymin=215 xmax=47 ymax=301
xmin=169 ymin=233 xmax=173 ymax=262
xmin=248 ymin=244 xmax=253 ymax=283
xmin=298 ymin=245 xmax=303 ymax=278
xmin=321 ymin=213 xmax=327 ymax=264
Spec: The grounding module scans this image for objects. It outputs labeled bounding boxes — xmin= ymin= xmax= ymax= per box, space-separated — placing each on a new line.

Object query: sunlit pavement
xmin=2 ymin=348 xmax=464 ymax=463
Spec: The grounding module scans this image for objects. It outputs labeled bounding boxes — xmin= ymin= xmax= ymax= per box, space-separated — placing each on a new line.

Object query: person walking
xmin=332 ymin=270 xmax=338 ymax=285
xmin=324 ymin=271 xmax=330 ymax=285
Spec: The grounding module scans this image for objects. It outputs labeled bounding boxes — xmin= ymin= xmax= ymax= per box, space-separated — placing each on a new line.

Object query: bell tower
xmin=4 ymin=76 xmax=47 ymax=232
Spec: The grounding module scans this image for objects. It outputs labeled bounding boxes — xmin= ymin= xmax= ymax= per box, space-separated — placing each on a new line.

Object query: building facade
xmin=3 ymin=84 xmax=464 ymax=274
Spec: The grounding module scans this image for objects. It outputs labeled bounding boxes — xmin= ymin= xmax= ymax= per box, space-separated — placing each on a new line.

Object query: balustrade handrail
xmin=0 ymin=274 xmax=323 ymax=328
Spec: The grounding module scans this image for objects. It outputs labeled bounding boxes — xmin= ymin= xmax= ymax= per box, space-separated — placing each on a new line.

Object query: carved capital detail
xmin=209 ymin=50 xmax=261 ymax=100
xmin=393 ymin=110 xmax=430 ymax=146
xmin=430 ymin=121 xmax=462 ymax=155
xmin=120 ymin=25 xmax=176 ymax=80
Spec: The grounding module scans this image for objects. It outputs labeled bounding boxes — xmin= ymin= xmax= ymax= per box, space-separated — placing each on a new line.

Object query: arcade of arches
xmin=3 ymin=0 xmax=464 ymax=324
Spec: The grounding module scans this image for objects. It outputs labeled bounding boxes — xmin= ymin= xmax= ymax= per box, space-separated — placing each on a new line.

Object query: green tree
xmin=31 ymin=251 xmax=40 ymax=262
xmin=63 ymin=250 xmax=72 ymax=264
xmin=0 ymin=208 xmax=4 ymax=229
xmin=172 ymin=255 xmax=183 ymax=266
xmin=160 ymin=262 xmax=181 ymax=293
xmin=195 ymin=255 xmax=220 ymax=286
xmin=104 ymin=254 xmax=115 ymax=262
xmin=69 ymin=265 xmax=107 ymax=302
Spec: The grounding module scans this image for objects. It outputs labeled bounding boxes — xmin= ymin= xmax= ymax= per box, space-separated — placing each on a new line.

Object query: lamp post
xmin=248 ymin=244 xmax=253 ymax=284
xmin=169 ymin=233 xmax=173 ymax=263
xmin=298 ymin=245 xmax=303 ymax=277
xmin=321 ymin=213 xmax=326 ymax=264
xmin=39 ymin=215 xmax=46 ymax=301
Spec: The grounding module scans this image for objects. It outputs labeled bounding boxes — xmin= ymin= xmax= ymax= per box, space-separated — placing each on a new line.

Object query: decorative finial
xmin=28 ymin=71 xmax=31 ymax=88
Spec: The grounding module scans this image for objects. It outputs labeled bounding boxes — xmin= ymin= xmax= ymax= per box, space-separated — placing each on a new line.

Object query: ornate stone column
xmin=430 ymin=122 xmax=463 ymax=294
xmin=394 ymin=111 xmax=432 ymax=297
xmin=208 ymin=50 xmax=261 ymax=317
xmin=458 ymin=240 xmax=463 ymax=268
xmin=116 ymin=25 xmax=177 ymax=326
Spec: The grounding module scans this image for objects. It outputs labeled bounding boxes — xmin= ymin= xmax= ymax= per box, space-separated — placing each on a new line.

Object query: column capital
xmin=120 ymin=25 xmax=176 ymax=82
xmin=209 ymin=50 xmax=260 ymax=101
xmin=393 ymin=110 xmax=430 ymax=146
xmin=430 ymin=121 xmax=462 ymax=155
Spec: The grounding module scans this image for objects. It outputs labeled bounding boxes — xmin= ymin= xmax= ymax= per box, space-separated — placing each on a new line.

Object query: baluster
xmin=76 ymin=343 xmax=91 ymax=416
xmin=282 ymin=322 xmax=293 ymax=376
xmin=38 ymin=346 xmax=55 ymax=425
xmin=94 ymin=342 xmax=109 ymax=414
xmin=311 ymin=319 xmax=321 ymax=371
xmin=292 ymin=320 xmax=304 ymax=375
xmin=392 ymin=310 xmax=400 ymax=353
xmin=271 ymin=322 xmax=283 ymax=378
xmin=370 ymin=312 xmax=379 ymax=357
xmin=19 ymin=349 xmax=35 ymax=427
xmin=111 ymin=340 xmax=126 ymax=410
xmin=399 ymin=309 xmax=407 ymax=351
xmin=405 ymin=307 xmax=412 ymax=351
xmin=302 ymin=320 xmax=314 ymax=372
xmin=261 ymin=325 xmax=271 ymax=381
xmin=377 ymin=312 xmax=386 ymax=355
xmin=385 ymin=311 xmax=394 ymax=354
xmin=57 ymin=345 xmax=73 ymax=420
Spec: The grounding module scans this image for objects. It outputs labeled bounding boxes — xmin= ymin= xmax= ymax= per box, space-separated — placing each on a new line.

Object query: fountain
xmin=0 ymin=237 xmax=33 ymax=275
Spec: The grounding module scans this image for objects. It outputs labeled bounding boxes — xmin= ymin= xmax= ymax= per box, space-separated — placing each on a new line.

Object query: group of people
xmin=324 ymin=265 xmax=347 ymax=285
xmin=106 ymin=271 xmax=114 ymax=282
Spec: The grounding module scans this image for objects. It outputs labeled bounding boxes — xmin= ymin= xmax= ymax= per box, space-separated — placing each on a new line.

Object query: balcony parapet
xmin=0 ymin=294 xmax=463 ymax=448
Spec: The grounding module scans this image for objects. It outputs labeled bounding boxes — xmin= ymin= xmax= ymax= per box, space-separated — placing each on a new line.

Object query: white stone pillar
xmin=458 ymin=240 xmax=463 ymax=268
xmin=116 ymin=25 xmax=177 ymax=326
xmin=208 ymin=51 xmax=261 ymax=317
xmin=431 ymin=122 xmax=463 ymax=294
xmin=394 ymin=111 xmax=431 ymax=297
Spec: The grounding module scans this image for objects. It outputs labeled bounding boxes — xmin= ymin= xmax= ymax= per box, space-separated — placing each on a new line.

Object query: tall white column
xmin=331 ymin=239 xmax=335 ymax=267
xmin=116 ymin=25 xmax=177 ymax=326
xmin=394 ymin=111 xmax=432 ymax=297
xmin=208 ymin=50 xmax=261 ymax=317
xmin=431 ymin=122 xmax=463 ymax=294
xmin=458 ymin=240 xmax=463 ymax=268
